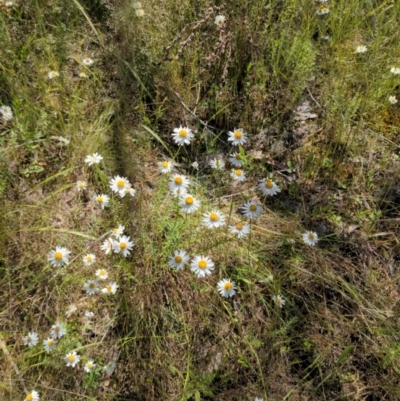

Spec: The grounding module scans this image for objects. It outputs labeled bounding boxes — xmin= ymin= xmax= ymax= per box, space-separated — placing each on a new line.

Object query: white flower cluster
xmin=0 ymin=105 xmax=13 ymax=121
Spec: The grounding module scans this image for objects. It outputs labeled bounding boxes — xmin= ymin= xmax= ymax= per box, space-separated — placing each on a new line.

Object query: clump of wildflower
xmin=0 ymin=105 xmax=13 ymax=121
xmin=65 ymin=351 xmax=80 ymax=367
xmin=168 ymin=250 xmax=189 ymax=270
xmin=390 ymin=67 xmax=400 ymax=75
xmin=158 ymin=160 xmax=173 ymax=174
xmin=48 ymin=246 xmax=71 ymax=267
xmin=102 ymin=281 xmax=119 ymax=295
xmin=23 ymin=332 xmax=39 ymax=348
xmin=43 ymin=337 xmax=57 ymax=353
xmin=191 ymin=255 xmax=214 ymax=278
xmin=258 ymin=178 xmax=281 ymax=196
xmin=355 ymin=45 xmax=367 ymax=54
xmin=231 ymin=169 xmax=246 ymax=182
xmin=179 ymin=194 xmax=200 ymax=213
xmin=109 ymin=175 xmax=132 ymax=197
xmin=229 ymin=222 xmax=250 ymax=238
xmin=214 ymin=15 xmax=226 ymax=28
xmin=48 ymin=70 xmax=59 ymax=79
xmin=228 ymin=128 xmax=247 ymax=146
xmin=84 ymin=360 xmax=96 ymax=373
xmin=84 ymin=152 xmax=103 ymax=165
xmin=316 ymin=6 xmax=329 ymax=15
xmin=272 ymin=294 xmax=285 ymax=308
xmin=113 ymin=235 xmax=135 ymax=257
xmin=202 ymin=210 xmax=226 ymax=229
xmin=83 ymin=253 xmax=96 ymax=266
xmin=302 ymin=231 xmax=319 ymax=246
xmin=210 ymin=158 xmax=225 ymax=170
xmin=76 ymin=180 xmax=87 ymax=191
xmin=172 ymin=126 xmax=194 ymax=146
xmin=217 ymin=278 xmax=236 ymax=298
xmin=242 ymin=200 xmax=262 ymax=219
xmin=84 ymin=279 xmax=100 ymax=295
xmin=25 ymin=390 xmax=40 ymax=401
xmin=82 ymin=57 xmax=94 ymax=66
xmin=94 ymin=194 xmax=110 ymax=209
xmin=50 ymin=321 xmax=67 ymax=339
xmin=389 ymin=95 xmax=398 ymax=105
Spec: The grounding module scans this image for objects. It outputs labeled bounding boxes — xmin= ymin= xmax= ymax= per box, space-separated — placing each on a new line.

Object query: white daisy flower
xmin=190 ymin=255 xmax=214 ymax=278
xmin=111 ymin=225 xmax=125 ymax=238
xmin=228 ymin=128 xmax=247 ymax=146
xmin=135 ymin=8 xmax=145 ymax=16
xmin=132 ymin=1 xmax=142 ymax=9
xmin=242 ymin=200 xmax=262 ymax=219
xmin=94 ymin=194 xmax=110 ymax=209
xmin=158 ymin=160 xmax=173 ymax=174
xmin=191 ymin=161 xmax=199 ymax=170
xmin=202 ymin=210 xmax=226 ymax=229
xmin=229 ymin=222 xmax=250 ymax=238
xmin=172 ymin=126 xmax=194 ymax=146
xmin=258 ymin=178 xmax=281 ymax=196
xmin=230 ymin=169 xmax=246 ymax=182
xmin=65 ymin=304 xmax=78 ymax=318
xmin=79 ymin=71 xmax=88 ymax=78
xmin=113 ymin=235 xmax=134 ymax=257
xmin=389 ymin=95 xmax=398 ymax=105
xmin=102 ymin=281 xmax=119 ymax=295
xmin=254 ymin=398 xmax=264 ymax=401
xmin=48 ymin=70 xmax=59 ymax=79
xmin=390 ymin=67 xmax=400 ymax=75
xmin=43 ymin=337 xmax=57 ymax=353
xmin=84 ymin=310 xmax=95 ymax=319
xmin=302 ymin=231 xmax=319 ymax=246
xmin=48 ymin=246 xmax=71 ymax=267
xmin=179 ymin=194 xmax=200 ymax=213
xmin=217 ymin=278 xmax=236 ymax=298
xmin=228 ymin=152 xmax=243 ymax=167
xmin=172 ymin=187 xmax=188 ymax=198
xmin=109 ymin=175 xmax=130 ymax=194
xmin=76 ymin=180 xmax=87 ymax=191
xmin=84 ymin=279 xmax=100 ymax=295
xmin=5 ymin=2 xmax=15 ymax=7
xmin=355 ymin=45 xmax=367 ymax=54
xmin=316 ymin=7 xmax=329 ymax=15
xmin=50 ymin=321 xmax=67 ymax=339
xmin=104 ymin=361 xmax=116 ymax=375
xmin=84 ymin=360 xmax=96 ymax=373
xmin=95 ymin=268 xmax=109 ymax=280
xmin=168 ymin=250 xmax=189 ymax=270
xmin=272 ymin=294 xmax=286 ymax=308
xmin=214 ymin=14 xmax=226 ymax=28
xmin=23 ymin=332 xmax=39 ymax=348
xmin=83 ymin=253 xmax=96 ymax=266
xmin=122 ymin=185 xmax=136 ymax=198
xmin=0 ymin=105 xmax=13 ymax=121
xmin=24 ymin=390 xmax=40 ymax=401
xmin=210 ymin=158 xmax=225 ymax=170
xmin=82 ymin=57 xmax=94 ymax=66
xmin=101 ymin=237 xmax=114 ymax=255
xmin=169 ymin=174 xmax=190 ymax=193
xmin=65 ymin=351 xmax=80 ymax=367
xmin=84 ymin=152 xmax=103 ymax=166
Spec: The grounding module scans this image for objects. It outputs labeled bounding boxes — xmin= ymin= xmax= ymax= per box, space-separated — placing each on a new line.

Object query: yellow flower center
xmin=265 ymin=179 xmax=273 ymax=189
xmin=235 ymin=154 xmax=241 ymax=160
xmin=276 ymin=298 xmax=281 ymax=305
xmin=224 ymin=282 xmax=232 ymax=291
xmin=210 ymin=213 xmax=219 ymax=221
xmin=68 ymin=355 xmax=75 ymax=362
xmin=106 ymin=285 xmax=112 ymax=292
xmin=120 ymin=242 xmax=127 ymax=249
xmin=234 ymin=131 xmax=242 ymax=139
xmin=235 ymin=223 xmax=243 ymax=230
xmin=178 ymin=129 xmax=187 ymax=137
xmin=99 ymin=269 xmax=106 ymax=276
xmin=86 ymin=256 xmax=92 ymax=262
xmin=87 ymin=363 xmax=93 ymax=369
xmin=174 ymin=177 xmax=183 ymax=185
xmin=235 ymin=169 xmax=242 ymax=176
xmin=55 ymin=252 xmax=63 ymax=260
xmin=249 ymin=205 xmax=257 ymax=212
xmin=308 ymin=233 xmax=315 ymax=239
xmin=97 ymin=196 xmax=103 ymax=203
xmin=51 ymin=71 xmax=57 ymax=77
xmin=185 ymin=196 xmax=193 ymax=205
xmin=48 ymin=340 xmax=54 ymax=346
xmin=79 ymin=183 xmax=84 ymax=188
xmin=162 ymin=161 xmax=169 ymax=167
xmin=26 ymin=394 xmax=33 ymax=401
xmin=198 ymin=260 xmax=207 ymax=269
xmin=117 ymin=179 xmax=125 ymax=188
xmin=54 ymin=326 xmax=60 ymax=332
xmin=175 ymin=255 xmax=182 ymax=263
xmin=89 ymin=283 xmax=95 ymax=289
